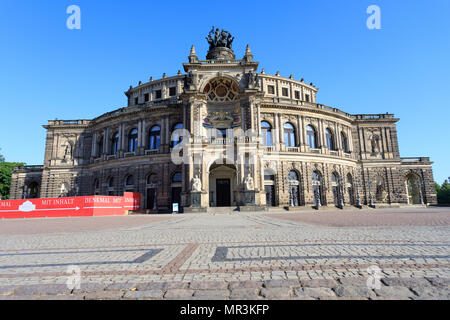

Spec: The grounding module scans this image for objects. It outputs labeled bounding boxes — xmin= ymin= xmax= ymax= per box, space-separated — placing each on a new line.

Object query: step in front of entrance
xmin=207 ymin=207 xmax=240 ymax=214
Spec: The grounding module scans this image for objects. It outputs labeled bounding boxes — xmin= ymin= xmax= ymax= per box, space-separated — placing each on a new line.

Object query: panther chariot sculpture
xmin=206 ymin=27 xmax=236 ymax=60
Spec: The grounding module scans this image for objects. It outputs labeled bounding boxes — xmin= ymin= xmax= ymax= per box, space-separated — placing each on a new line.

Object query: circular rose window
xmin=203 ymin=78 xmax=239 ymax=102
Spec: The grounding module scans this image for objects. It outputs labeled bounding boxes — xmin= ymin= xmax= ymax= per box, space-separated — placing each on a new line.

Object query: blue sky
xmin=0 ymin=0 xmax=449 ymax=183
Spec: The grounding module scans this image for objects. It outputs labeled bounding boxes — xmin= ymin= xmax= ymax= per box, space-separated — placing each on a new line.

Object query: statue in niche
xmin=64 ymin=143 xmax=73 ymax=160
xmin=191 ymin=175 xmax=202 ymax=192
xmin=244 ymin=174 xmax=255 ymax=191
xmin=370 ymin=134 xmax=381 ymax=155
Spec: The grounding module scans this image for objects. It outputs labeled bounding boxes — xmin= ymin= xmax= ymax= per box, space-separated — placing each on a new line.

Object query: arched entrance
xmin=25 ymin=182 xmax=40 ymax=199
xmin=346 ymin=173 xmax=355 ymax=206
xmin=288 ymin=170 xmax=301 ymax=207
xmin=406 ymin=173 xmax=423 ymax=205
xmin=331 ymin=172 xmax=340 ymax=207
xmin=208 ymin=163 xmax=237 ymax=207
xmin=312 ymin=170 xmax=324 ymax=206
xmin=264 ymin=169 xmax=276 ymax=207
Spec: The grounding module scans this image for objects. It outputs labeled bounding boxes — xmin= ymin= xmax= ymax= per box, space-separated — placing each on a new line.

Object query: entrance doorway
xmin=146 ymin=188 xmax=156 ymax=210
xmin=208 ymin=163 xmax=237 ymax=207
xmin=171 ymin=187 xmax=182 ymax=209
xmin=265 ymin=185 xmax=275 ymax=207
xmin=216 ymin=179 xmax=231 ymax=207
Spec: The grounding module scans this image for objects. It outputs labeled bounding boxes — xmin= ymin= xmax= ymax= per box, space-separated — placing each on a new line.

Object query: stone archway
xmin=406 ymin=173 xmax=423 ymax=205
xmin=208 ymin=163 xmax=237 ymax=207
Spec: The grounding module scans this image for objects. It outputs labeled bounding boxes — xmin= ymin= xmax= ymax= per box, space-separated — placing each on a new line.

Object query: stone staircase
xmin=207 ymin=207 xmax=240 ymax=214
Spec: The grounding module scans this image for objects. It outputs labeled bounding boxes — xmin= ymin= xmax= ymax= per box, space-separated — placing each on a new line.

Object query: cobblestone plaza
xmin=0 ymin=207 xmax=449 ymax=300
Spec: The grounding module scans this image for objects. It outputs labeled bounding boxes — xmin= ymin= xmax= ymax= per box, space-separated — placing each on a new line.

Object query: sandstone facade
xmin=10 ymin=33 xmax=437 ymax=211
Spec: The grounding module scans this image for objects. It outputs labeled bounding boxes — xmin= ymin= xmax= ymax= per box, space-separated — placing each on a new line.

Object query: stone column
xmin=105 ymin=128 xmax=110 ymax=156
xmin=92 ymin=132 xmax=97 ymax=158
xmin=301 ymin=116 xmax=307 ymax=151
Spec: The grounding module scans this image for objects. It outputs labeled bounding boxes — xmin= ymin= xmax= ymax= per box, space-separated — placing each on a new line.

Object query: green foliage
xmin=0 ymin=162 xmax=24 ymax=200
xmin=435 ymin=180 xmax=450 ymax=205
xmin=0 ymin=148 xmax=4 ymax=163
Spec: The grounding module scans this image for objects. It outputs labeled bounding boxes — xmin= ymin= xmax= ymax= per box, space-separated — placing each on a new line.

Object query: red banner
xmin=0 ymin=193 xmax=141 ymax=219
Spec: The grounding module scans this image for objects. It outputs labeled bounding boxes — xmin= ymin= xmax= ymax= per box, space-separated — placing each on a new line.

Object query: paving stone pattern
xmin=0 ymin=208 xmax=449 ymax=300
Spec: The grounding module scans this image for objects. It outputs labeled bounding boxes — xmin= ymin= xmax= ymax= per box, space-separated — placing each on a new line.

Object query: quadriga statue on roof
xmin=206 ymin=26 xmax=234 ymax=50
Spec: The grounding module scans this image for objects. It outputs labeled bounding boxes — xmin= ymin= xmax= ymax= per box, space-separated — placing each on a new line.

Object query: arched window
xmin=171 ymin=123 xmax=183 ymax=148
xmin=341 ymin=132 xmax=349 ymax=153
xmin=172 ymin=172 xmax=182 ymax=183
xmin=93 ymin=179 xmax=100 ymax=195
xmin=325 ymin=128 xmax=335 ymax=151
xmin=306 ymin=125 xmax=317 ymax=149
xmin=111 ymin=132 xmax=119 ymax=155
xmin=261 ymin=121 xmax=272 ymax=146
xmin=149 ymin=126 xmax=161 ymax=150
xmin=125 ymin=175 xmax=134 ymax=187
xmin=128 ymin=128 xmax=138 ymax=152
xmin=284 ymin=123 xmax=296 ymax=147
xmin=124 ymin=175 xmax=134 ymax=192
xmin=147 ymin=174 xmax=157 ymax=185
xmin=288 ymin=170 xmax=299 ymax=181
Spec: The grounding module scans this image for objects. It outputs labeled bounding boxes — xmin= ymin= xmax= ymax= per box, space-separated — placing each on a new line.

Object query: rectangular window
xmin=295 ymin=91 xmax=300 ymax=99
xmin=144 ymin=93 xmax=150 ymax=102
xmin=267 ymin=85 xmax=275 ymax=94
xmin=169 ymin=87 xmax=176 ymax=96
xmin=282 ymin=88 xmax=289 ymax=97
xmin=305 ymin=94 xmax=310 ymax=102
xmin=134 ymin=97 xmax=139 ymax=105
xmin=155 ymin=90 xmax=162 ymax=99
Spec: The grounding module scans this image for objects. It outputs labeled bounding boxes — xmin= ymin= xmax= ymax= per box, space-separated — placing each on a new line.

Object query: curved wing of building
xmin=10 ymin=30 xmax=437 ymax=211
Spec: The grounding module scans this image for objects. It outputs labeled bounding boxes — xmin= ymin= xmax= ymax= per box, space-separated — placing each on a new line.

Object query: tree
xmin=435 ymin=180 xmax=450 ymax=205
xmin=0 ymin=162 xmax=24 ymax=200
xmin=0 ymin=148 xmax=4 ymax=163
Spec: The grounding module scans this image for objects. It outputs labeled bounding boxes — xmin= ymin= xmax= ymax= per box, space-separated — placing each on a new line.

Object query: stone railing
xmin=401 ymin=157 xmax=431 ymax=164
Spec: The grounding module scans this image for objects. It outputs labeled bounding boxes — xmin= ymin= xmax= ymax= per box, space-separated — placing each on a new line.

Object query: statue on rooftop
xmin=206 ymin=26 xmax=234 ymax=50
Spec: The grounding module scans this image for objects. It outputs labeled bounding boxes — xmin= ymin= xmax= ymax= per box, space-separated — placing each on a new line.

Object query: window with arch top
xmin=171 ymin=123 xmax=183 ymax=148
xmin=125 ymin=175 xmax=134 ymax=187
xmin=261 ymin=121 xmax=272 ymax=146
xmin=149 ymin=125 xmax=161 ymax=150
xmin=325 ymin=128 xmax=336 ymax=151
xmin=341 ymin=132 xmax=349 ymax=153
xmin=172 ymin=172 xmax=182 ymax=184
xmin=128 ymin=128 xmax=138 ymax=152
xmin=306 ymin=125 xmax=317 ymax=149
xmin=284 ymin=123 xmax=296 ymax=147
xmin=111 ymin=132 xmax=119 ymax=155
